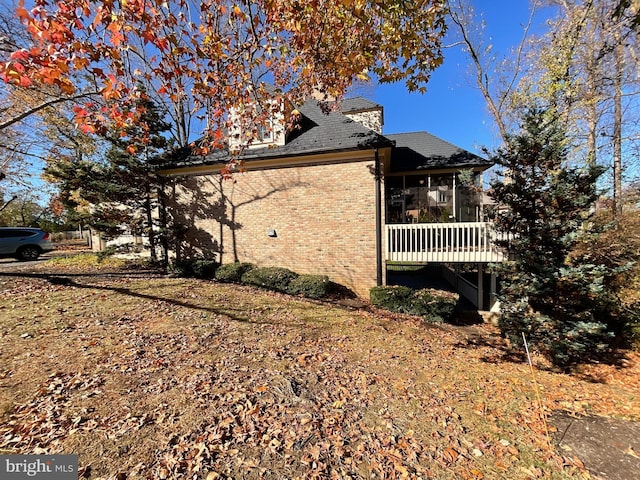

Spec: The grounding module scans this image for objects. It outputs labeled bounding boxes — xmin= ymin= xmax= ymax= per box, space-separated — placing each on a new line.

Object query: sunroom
xmin=383 ymin=132 xmax=506 ymax=265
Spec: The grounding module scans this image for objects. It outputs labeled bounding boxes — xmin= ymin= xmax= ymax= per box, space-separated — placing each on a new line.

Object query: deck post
xmin=490 ymin=270 xmax=497 ymax=309
xmin=452 ymin=172 xmax=457 ymax=221
xmin=477 ymin=263 xmax=484 ymax=310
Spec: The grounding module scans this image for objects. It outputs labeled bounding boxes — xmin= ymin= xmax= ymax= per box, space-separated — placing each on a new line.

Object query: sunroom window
xmin=385 ymin=172 xmax=484 ymax=223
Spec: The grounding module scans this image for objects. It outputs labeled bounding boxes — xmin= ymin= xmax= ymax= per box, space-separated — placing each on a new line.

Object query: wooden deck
xmin=385 ymin=222 xmax=508 ymax=263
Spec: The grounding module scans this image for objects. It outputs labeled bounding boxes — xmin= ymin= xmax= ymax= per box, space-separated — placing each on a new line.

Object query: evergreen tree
xmin=44 ymin=154 xmax=101 ymax=228
xmin=46 ymin=85 xmax=170 ymax=261
xmin=97 ymin=86 xmax=170 ymax=261
xmin=489 ymin=109 xmax=618 ymax=368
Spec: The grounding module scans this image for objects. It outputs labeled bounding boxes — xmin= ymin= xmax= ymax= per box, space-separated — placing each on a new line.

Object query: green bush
xmin=411 ymin=288 xmax=459 ymax=322
xmin=170 ymin=258 xmax=219 ymax=279
xmin=192 ymin=259 xmax=219 ymax=279
xmin=550 ymin=319 xmax=613 ymax=367
xmin=214 ymin=262 xmax=255 ymax=283
xmin=288 ymin=274 xmax=331 ymax=299
xmin=369 ymin=286 xmax=414 ymax=313
xmin=630 ymin=323 xmax=640 ymax=351
xmin=370 ymin=285 xmax=459 ymax=322
xmin=96 ymin=245 xmax=118 ymax=263
xmin=498 ymin=304 xmax=614 ymax=368
xmin=169 ymin=259 xmax=191 ymax=277
xmin=241 ymin=266 xmax=299 ymax=293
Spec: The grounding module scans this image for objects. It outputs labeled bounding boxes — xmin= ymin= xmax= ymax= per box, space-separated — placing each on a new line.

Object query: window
xmin=256 ymin=119 xmax=273 ymax=143
xmin=0 ymin=229 xmax=35 ymax=238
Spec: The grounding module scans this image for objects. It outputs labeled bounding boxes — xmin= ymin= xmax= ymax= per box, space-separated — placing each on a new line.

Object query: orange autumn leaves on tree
xmin=1 ymin=0 xmax=447 ymax=146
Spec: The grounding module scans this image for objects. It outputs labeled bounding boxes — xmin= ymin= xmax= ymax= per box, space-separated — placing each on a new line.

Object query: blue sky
xmin=372 ymin=1 xmax=550 ymax=157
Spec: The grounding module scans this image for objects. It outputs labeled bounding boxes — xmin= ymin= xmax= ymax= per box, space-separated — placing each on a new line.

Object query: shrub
xmin=370 ymin=286 xmax=459 ymax=322
xmin=170 ymin=258 xmax=218 ymax=279
xmin=369 ymin=286 xmax=414 ymax=313
xmin=169 ymin=260 xmax=192 ymax=278
xmin=497 ymin=302 xmax=614 ymax=368
xmin=241 ymin=266 xmax=299 ymax=293
xmin=288 ymin=274 xmax=331 ymax=299
xmin=630 ymin=321 xmax=640 ymax=351
xmin=549 ymin=319 xmax=613 ymax=367
xmin=191 ymin=259 xmax=219 ymax=279
xmin=215 ymin=262 xmax=255 ymax=283
xmin=96 ymin=245 xmax=118 ymax=262
xmin=411 ymin=288 xmax=459 ymax=322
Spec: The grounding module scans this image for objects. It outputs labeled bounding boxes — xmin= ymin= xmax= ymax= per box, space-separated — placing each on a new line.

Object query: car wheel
xmin=17 ymin=246 xmax=41 ymax=261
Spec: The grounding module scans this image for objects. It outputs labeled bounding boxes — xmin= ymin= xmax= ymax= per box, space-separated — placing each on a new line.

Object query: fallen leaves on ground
xmin=1 ymin=260 xmax=637 ymax=479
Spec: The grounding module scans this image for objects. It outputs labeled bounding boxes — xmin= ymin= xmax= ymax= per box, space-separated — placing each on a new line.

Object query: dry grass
xmin=1 ymin=257 xmax=638 ymax=479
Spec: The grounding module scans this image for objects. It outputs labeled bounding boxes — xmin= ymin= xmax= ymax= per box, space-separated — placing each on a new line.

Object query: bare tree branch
xmin=498 ymin=1 xmax=539 ymax=114
xmin=0 ymin=142 xmax=49 ymax=161
xmin=0 ymin=90 xmax=100 ymax=132
xmin=0 ymin=194 xmax=17 ymax=212
xmin=447 ymin=0 xmax=510 ymax=143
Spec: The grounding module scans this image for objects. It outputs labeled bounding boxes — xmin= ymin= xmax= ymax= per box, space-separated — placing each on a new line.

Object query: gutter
xmin=158 ymin=148 xmax=380 ymax=178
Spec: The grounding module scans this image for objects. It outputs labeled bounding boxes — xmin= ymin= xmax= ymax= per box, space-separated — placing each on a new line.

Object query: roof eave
xmin=158 ymin=145 xmax=394 ymax=177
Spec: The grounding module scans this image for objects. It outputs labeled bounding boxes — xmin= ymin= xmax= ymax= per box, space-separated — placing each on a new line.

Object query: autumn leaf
xmin=73 ymin=57 xmax=90 ymax=70
xmin=107 ymin=23 xmax=125 ymax=47
xmin=18 ymin=74 xmax=33 ymax=87
xmin=442 ymin=446 xmax=459 ymax=464
xmin=16 ymin=0 xmax=30 ymax=22
xmin=9 ymin=49 xmax=30 ymax=61
xmin=78 ymin=123 xmax=96 ymax=134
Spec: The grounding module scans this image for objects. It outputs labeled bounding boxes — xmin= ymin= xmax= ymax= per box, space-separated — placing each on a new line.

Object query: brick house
xmin=158 ymin=97 xmax=498 ymax=301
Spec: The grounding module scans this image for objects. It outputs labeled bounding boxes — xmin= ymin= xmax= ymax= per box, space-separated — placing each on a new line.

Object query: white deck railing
xmin=385 ymin=222 xmax=508 ymax=263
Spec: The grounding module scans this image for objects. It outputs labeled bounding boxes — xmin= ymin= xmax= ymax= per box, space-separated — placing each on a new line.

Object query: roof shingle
xmin=160 ymin=100 xmax=491 ymax=174
xmin=163 ymin=98 xmax=392 ymax=169
xmin=386 ymin=132 xmax=490 ymax=172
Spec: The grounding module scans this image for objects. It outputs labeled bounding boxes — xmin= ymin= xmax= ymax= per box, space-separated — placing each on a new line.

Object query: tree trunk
xmin=173 ymin=94 xmax=190 ymax=147
xmin=585 ymin=38 xmax=599 ymax=168
xmin=144 ymin=181 xmax=158 ymax=263
xmin=613 ymin=40 xmax=624 ymax=216
xmin=157 ymin=178 xmax=169 ymax=270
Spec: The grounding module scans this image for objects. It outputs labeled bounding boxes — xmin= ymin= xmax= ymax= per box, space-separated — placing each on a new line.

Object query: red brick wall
xmin=170 ymin=158 xmax=380 ymax=297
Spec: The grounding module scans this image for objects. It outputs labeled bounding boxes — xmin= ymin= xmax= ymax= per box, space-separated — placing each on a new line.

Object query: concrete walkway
xmin=550 ymin=412 xmax=640 ymax=480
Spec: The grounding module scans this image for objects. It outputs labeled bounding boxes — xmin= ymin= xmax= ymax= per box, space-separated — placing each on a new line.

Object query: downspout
xmin=452 ymin=171 xmax=457 ymax=221
xmin=375 ymin=148 xmax=383 ymax=286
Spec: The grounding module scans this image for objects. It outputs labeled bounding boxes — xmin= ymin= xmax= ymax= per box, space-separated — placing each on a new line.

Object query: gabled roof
xmin=386 ymin=132 xmax=491 ymax=172
xmin=162 ymin=98 xmax=393 ymax=170
xmin=160 ymin=99 xmax=492 ymax=174
xmin=283 ymin=98 xmax=391 ymax=153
